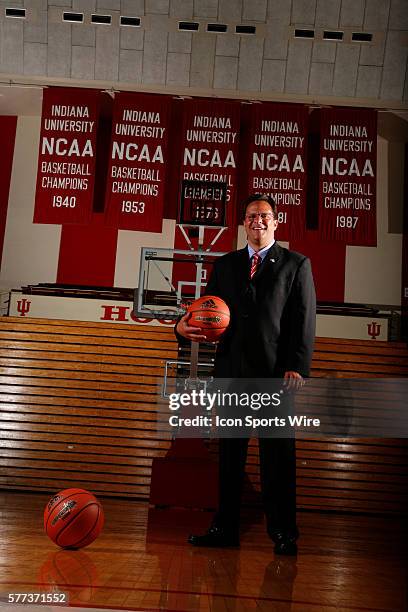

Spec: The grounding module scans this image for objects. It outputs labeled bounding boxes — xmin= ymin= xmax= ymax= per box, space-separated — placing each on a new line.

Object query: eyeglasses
xmin=245 ymin=212 xmax=274 ymax=222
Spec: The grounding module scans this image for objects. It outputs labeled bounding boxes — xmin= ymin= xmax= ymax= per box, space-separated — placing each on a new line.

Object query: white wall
xmin=0 ymin=1 xmax=406 ymax=106
xmin=0 ymin=116 xmax=61 ymax=289
xmin=344 ymin=136 xmax=402 ymax=305
xmin=115 ymin=219 xmax=176 ymax=289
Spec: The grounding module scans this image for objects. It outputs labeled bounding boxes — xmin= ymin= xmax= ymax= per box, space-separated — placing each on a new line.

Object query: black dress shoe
xmin=188 ymin=526 xmax=240 ymax=547
xmin=268 ymin=527 xmax=299 ymax=543
xmin=274 ymin=538 xmax=298 ymax=556
xmin=268 ymin=528 xmax=298 ymax=556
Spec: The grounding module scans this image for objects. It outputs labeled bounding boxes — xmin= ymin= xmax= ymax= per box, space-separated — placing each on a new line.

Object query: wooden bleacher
xmin=0 ymin=316 xmax=407 ymax=514
xmin=248 ymin=337 xmax=408 ymax=514
xmin=0 ymin=316 xmax=176 ymax=498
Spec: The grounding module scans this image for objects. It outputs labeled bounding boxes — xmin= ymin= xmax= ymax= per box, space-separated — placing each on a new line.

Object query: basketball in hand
xmin=187 ymin=295 xmax=230 ymax=342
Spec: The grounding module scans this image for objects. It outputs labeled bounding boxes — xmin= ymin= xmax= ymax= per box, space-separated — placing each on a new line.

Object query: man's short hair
xmin=242 ymin=193 xmax=278 ymax=219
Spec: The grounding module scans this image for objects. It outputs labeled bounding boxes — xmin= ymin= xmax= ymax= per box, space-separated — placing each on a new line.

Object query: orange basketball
xmin=187 ymin=295 xmax=230 ymax=342
xmin=44 ymin=488 xmax=104 ymax=549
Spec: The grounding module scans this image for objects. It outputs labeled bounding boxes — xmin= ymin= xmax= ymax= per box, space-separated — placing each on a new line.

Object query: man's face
xmin=244 ymin=200 xmax=278 ymax=250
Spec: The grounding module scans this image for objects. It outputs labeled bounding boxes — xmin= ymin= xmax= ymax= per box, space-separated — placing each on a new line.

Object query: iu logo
xmin=367 ymin=321 xmax=381 ymax=339
xmin=16 ymin=298 xmax=31 ymax=317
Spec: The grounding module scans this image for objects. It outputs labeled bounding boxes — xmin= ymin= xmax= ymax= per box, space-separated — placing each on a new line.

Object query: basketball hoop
xmin=134 ymin=180 xmax=229 ymax=387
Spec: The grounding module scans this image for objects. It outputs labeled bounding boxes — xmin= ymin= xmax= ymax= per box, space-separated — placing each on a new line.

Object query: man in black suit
xmin=176 ymin=194 xmax=316 ymax=555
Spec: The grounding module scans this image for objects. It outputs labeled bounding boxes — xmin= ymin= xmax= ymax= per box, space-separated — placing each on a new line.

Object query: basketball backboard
xmin=134 ymin=247 xmax=226 ymax=319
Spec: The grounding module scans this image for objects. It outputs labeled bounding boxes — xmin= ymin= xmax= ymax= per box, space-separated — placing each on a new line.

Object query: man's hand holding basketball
xmin=176 ymin=312 xmax=207 ymax=342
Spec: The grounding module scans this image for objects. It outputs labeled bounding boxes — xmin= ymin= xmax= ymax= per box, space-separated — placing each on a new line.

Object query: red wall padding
xmin=291 ymin=230 xmax=346 ymax=302
xmin=57 ymin=215 xmax=118 ymax=286
xmin=0 ymin=116 xmax=17 ymax=269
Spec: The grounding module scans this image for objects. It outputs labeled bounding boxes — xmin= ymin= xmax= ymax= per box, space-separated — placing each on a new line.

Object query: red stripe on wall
xmin=0 ymin=116 xmax=17 ymax=270
xmin=402 ymin=143 xmax=408 ymax=339
xmin=290 ymin=230 xmax=346 ymax=302
xmin=163 ymin=98 xmax=183 ymax=220
xmin=57 ymin=214 xmax=118 ymax=286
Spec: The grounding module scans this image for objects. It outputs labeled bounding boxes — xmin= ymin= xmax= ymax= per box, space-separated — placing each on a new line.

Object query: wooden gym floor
xmin=0 ymin=492 xmax=407 ymax=612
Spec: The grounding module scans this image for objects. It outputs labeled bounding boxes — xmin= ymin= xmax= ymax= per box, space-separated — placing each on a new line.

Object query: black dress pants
xmin=215 ymin=436 xmax=297 ymax=537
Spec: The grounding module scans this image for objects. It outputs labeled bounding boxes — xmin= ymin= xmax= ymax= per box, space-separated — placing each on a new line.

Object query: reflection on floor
xmin=0 ymin=492 xmax=407 ymax=611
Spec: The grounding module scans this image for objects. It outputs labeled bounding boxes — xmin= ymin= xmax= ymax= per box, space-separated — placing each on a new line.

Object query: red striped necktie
xmin=250 ymin=253 xmax=261 ymax=279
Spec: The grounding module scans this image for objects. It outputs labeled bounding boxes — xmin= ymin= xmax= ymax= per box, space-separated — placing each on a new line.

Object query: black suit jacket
xmin=205 ymin=242 xmax=316 ymax=379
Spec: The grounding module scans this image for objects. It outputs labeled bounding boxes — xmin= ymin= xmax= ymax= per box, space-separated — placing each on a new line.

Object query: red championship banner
xmin=34 ymin=87 xmax=100 ymax=224
xmin=172 ymin=99 xmax=240 ymax=292
xmin=246 ymin=102 xmax=308 ymax=241
xmin=179 ymin=98 xmax=240 ymax=226
xmin=0 ymin=116 xmax=17 ymax=270
xmin=319 ymin=108 xmax=377 ymax=246
xmin=104 ymin=92 xmax=170 ymax=232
